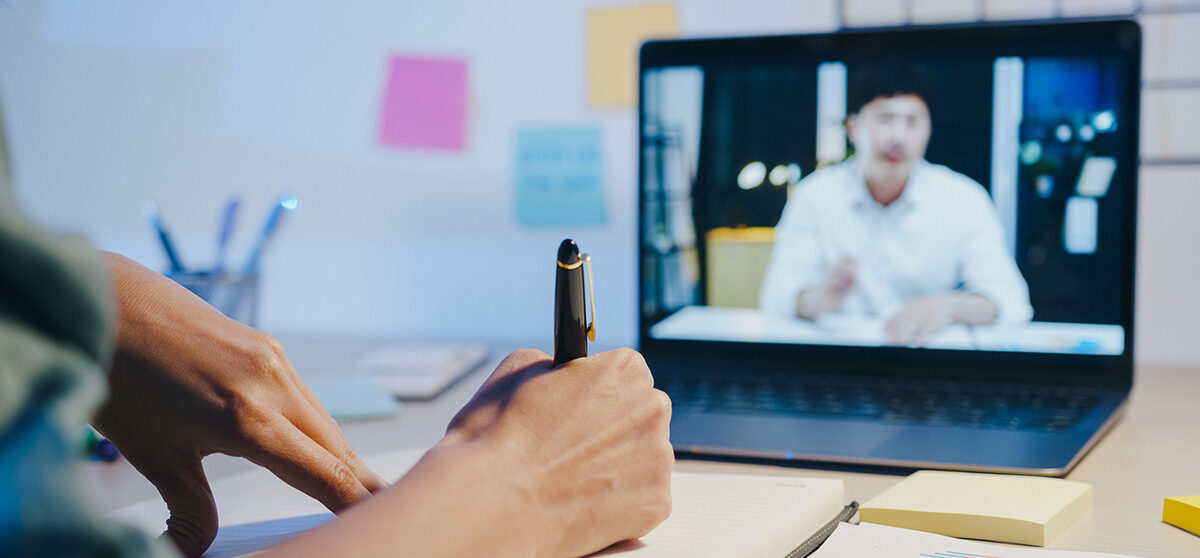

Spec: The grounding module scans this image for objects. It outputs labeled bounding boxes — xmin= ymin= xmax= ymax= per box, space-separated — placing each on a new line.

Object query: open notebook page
xmin=598 ymin=473 xmax=845 ymax=558
xmin=810 ymin=522 xmax=1143 ymax=558
xmin=108 ymin=448 xmax=844 ymax=558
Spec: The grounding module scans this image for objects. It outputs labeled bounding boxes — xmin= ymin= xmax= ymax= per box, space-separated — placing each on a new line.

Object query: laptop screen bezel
xmin=636 ymin=19 xmax=1140 ymax=387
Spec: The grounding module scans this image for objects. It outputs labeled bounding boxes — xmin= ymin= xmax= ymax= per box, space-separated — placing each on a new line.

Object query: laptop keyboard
xmin=657 ymin=369 xmax=1099 ymax=432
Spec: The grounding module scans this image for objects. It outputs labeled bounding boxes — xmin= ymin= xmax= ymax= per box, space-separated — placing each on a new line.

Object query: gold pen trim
xmin=583 ymin=254 xmax=596 ymax=342
xmin=556 ymin=254 xmax=596 ymax=342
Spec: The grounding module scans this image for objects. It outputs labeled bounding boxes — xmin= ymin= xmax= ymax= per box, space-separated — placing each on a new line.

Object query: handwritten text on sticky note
xmin=514 ymin=127 xmax=606 ymax=227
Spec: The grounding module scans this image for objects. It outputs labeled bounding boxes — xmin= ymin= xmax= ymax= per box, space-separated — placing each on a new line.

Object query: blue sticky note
xmin=514 ymin=127 xmax=606 ymax=226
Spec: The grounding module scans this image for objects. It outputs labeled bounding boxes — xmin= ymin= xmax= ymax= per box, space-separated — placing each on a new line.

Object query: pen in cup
xmin=215 ymin=197 xmax=241 ymax=272
xmin=554 ymin=239 xmax=595 ymax=366
xmin=242 ymin=195 xmax=299 ymax=275
xmin=142 ymin=199 xmax=186 ymax=273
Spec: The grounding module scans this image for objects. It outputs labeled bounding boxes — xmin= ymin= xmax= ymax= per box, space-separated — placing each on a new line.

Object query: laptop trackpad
xmin=671 ymin=411 xmax=905 ymax=459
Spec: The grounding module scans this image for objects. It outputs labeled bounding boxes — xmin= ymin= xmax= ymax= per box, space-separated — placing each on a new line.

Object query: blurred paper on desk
xmin=306 ymin=377 xmax=400 ymax=422
xmin=356 ymin=342 xmax=488 ymax=400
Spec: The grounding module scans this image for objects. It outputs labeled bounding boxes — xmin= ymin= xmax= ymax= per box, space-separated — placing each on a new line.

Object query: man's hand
xmin=444 ymin=348 xmax=674 ymax=558
xmin=885 ymin=294 xmax=956 ymax=346
xmin=885 ymin=292 xmax=999 ymax=346
xmin=797 ymin=256 xmax=857 ymax=319
xmin=93 ymin=254 xmax=385 ymax=557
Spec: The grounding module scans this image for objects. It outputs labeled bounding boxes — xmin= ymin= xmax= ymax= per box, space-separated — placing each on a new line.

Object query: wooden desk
xmin=89 ymin=335 xmax=1200 ymax=557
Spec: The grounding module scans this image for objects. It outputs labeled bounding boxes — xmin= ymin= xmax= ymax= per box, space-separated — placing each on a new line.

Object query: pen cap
xmin=557 ymin=239 xmax=595 ymax=342
xmin=555 ymin=239 xmax=590 ymax=364
xmin=557 ymin=239 xmax=580 ymax=265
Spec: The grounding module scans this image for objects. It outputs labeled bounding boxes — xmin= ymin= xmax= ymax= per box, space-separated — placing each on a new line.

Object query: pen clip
xmin=582 ymin=254 xmax=596 ymax=342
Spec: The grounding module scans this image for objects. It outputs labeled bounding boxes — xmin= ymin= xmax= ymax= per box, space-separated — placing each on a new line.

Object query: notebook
xmin=809 ymin=522 xmax=1143 ymax=558
xmin=107 ymin=448 xmax=846 ymax=558
xmin=599 ymin=473 xmax=845 ymax=557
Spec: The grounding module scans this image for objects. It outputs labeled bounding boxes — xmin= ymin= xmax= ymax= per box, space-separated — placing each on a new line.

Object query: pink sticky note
xmin=378 ymin=55 xmax=467 ymax=150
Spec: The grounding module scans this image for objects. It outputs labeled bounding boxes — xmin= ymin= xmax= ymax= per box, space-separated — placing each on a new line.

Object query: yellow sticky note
xmin=586 ymin=2 xmax=678 ymax=107
xmin=1164 ymin=495 xmax=1200 ymax=537
xmin=860 ymin=470 xmax=1092 ymax=547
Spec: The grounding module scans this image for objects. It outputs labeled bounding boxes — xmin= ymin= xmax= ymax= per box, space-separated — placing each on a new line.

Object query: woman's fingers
xmin=240 ymin=416 xmax=373 ymax=513
xmin=284 ymin=375 xmax=388 ymax=492
xmin=250 ymin=341 xmax=388 ymax=493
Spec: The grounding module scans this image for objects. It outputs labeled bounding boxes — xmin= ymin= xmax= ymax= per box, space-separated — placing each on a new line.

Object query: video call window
xmin=641 ymin=54 xmax=1129 ymax=356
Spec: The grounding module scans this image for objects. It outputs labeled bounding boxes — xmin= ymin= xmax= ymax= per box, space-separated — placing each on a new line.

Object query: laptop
xmin=637 ymin=20 xmax=1140 ymax=476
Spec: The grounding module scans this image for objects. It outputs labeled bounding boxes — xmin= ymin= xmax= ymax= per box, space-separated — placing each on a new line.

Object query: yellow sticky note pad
xmin=586 ymin=2 xmax=678 ymax=107
xmin=1164 ymin=495 xmax=1200 ymax=537
xmin=861 ymin=470 xmax=1092 ymax=547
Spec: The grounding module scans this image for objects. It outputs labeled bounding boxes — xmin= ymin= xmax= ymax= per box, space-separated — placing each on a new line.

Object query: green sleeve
xmin=0 ymin=97 xmax=179 ymax=557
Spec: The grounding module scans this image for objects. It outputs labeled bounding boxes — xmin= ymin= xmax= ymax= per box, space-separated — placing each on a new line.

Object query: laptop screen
xmin=639 ymin=22 xmax=1138 ymax=357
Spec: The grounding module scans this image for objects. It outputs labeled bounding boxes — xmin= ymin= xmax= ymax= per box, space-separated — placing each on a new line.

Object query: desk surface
xmin=89 ymin=335 xmax=1200 ymax=557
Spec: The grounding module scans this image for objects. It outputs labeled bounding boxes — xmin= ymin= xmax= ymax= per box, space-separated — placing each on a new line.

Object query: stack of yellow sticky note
xmin=1164 ymin=495 xmax=1200 ymax=537
xmin=860 ymin=470 xmax=1092 ymax=547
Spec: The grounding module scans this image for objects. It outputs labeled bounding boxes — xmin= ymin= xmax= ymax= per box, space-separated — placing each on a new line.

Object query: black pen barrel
xmin=554 ymin=242 xmax=588 ymax=365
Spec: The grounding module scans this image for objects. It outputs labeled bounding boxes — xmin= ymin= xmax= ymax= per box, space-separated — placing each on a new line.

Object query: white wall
xmin=1 ymin=0 xmax=1197 ymax=364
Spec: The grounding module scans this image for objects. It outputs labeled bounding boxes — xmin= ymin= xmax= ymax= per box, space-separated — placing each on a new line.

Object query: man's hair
xmin=846 ymin=65 xmax=937 ymax=115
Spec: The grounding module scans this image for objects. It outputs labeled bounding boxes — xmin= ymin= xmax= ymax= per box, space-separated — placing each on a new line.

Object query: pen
xmin=142 ymin=200 xmax=186 ymax=273
xmin=215 ymin=197 xmax=240 ymax=272
xmin=553 ymin=239 xmax=595 ymax=366
xmin=83 ymin=426 xmax=121 ymax=463
xmin=242 ymin=195 xmax=298 ymax=275
xmin=784 ymin=501 xmax=858 ymax=558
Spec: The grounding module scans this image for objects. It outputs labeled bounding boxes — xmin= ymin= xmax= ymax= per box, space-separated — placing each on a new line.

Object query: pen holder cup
xmin=167 ymin=271 xmax=260 ymax=328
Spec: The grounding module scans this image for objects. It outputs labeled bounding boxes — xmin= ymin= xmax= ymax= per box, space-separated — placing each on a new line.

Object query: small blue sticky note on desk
xmin=514 ymin=126 xmax=606 ymax=226
xmin=307 ymin=378 xmax=400 ymax=422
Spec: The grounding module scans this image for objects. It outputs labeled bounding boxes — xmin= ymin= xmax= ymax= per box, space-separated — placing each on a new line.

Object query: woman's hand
xmin=444 ymin=348 xmax=675 ymax=557
xmin=264 ymin=348 xmax=674 ymax=558
xmin=93 ymin=253 xmax=385 ymax=557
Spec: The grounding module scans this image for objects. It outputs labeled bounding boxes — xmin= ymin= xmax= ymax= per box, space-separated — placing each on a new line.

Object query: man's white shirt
xmin=759 ymin=157 xmax=1033 ymax=324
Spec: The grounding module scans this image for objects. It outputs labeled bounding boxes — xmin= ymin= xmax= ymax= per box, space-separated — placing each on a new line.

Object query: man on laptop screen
xmin=638 ymin=20 xmax=1140 ymax=475
xmin=759 ymin=68 xmax=1033 ymax=347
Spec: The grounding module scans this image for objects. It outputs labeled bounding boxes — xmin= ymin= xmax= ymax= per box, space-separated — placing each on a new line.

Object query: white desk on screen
xmin=649 ymin=305 xmax=1125 ymax=355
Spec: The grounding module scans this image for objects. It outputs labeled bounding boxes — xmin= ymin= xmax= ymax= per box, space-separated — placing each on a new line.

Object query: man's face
xmin=847 ymin=94 xmax=932 ymax=186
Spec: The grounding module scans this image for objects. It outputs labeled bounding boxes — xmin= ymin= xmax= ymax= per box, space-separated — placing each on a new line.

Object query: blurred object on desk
xmin=1163 ymin=496 xmax=1200 ymax=539
xmin=306 ymin=377 xmax=400 ymax=422
xmin=356 ymin=342 xmax=489 ymax=400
